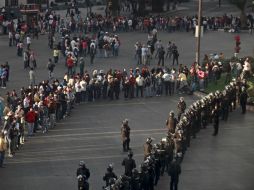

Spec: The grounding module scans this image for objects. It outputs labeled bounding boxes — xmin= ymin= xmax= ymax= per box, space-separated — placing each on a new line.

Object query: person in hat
xmin=122 ymin=151 xmax=136 ymax=177
xmin=121 ymin=119 xmax=131 ymax=152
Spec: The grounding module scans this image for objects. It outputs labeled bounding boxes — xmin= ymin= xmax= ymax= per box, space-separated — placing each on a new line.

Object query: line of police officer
xmin=77 ymin=78 xmax=248 ymax=190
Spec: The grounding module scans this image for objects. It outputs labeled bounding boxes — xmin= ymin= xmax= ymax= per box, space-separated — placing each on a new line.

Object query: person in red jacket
xmin=66 ymin=55 xmax=74 ymax=76
xmin=25 ymin=108 xmax=36 ymax=136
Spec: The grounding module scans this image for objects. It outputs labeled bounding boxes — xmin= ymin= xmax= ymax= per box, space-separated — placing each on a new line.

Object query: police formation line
xmin=76 ymin=78 xmax=248 ymax=190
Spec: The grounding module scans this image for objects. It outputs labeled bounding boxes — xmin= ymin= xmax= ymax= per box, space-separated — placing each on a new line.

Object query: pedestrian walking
xmin=29 ymin=67 xmax=35 ymax=86
xmin=240 ymin=87 xmax=248 ymax=114
xmin=47 ymin=58 xmax=55 ymax=79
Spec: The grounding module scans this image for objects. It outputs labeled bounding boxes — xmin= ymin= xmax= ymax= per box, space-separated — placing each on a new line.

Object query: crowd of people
xmin=0 ymin=3 xmax=253 ymax=190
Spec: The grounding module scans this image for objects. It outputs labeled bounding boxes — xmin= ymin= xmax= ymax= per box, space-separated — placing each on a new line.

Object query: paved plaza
xmin=0 ymin=1 xmax=254 ymax=190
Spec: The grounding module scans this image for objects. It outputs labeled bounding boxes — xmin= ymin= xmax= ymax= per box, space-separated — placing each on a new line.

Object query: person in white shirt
xmin=29 ymin=68 xmax=35 ymax=86
xmin=26 ymin=35 xmax=31 ymax=49
xmin=80 ymin=79 xmax=87 ymax=102
xmin=136 ymin=75 xmax=144 ymax=97
xmin=141 ymin=44 xmax=148 ymax=65
xmin=8 ymin=31 xmax=13 ymax=47
xmin=162 ymin=70 xmax=171 ymax=95
xmin=75 ymin=81 xmax=82 ymax=104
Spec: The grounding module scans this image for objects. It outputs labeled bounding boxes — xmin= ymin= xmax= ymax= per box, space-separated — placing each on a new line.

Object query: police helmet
xmin=122 ymin=118 xmax=128 ymax=125
xmin=79 ymin=161 xmax=85 ymax=167
xmin=169 ymin=111 xmax=174 ymax=116
xmin=107 ymin=163 xmax=114 ymax=171
xmin=146 ymin=137 xmax=153 ymax=143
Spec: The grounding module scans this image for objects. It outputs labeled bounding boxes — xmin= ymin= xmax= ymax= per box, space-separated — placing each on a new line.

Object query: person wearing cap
xmin=103 ymin=164 xmax=117 ymax=186
xmin=121 ymin=119 xmax=131 ymax=152
xmin=122 ymin=151 xmax=136 ymax=177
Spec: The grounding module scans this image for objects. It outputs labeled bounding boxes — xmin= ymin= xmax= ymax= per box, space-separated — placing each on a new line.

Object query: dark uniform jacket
xmin=122 ymin=157 xmax=136 ymax=176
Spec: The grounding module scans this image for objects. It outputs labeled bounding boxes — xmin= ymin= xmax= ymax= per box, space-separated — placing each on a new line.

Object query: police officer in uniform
xmin=76 ymin=161 xmax=90 ymax=190
xmin=165 ymin=133 xmax=175 ymax=171
xmin=130 ymin=169 xmax=141 ymax=190
xmin=122 ymin=151 xmax=136 ymax=177
xmin=103 ymin=164 xmax=117 ymax=187
xmin=212 ymin=105 xmax=220 ymax=136
xmin=121 ymin=119 xmax=131 ymax=152
xmin=143 ymin=137 xmax=153 ymax=160
xmin=166 ymin=111 xmax=178 ymax=134
xmin=177 ymin=97 xmax=186 ymax=121
xmin=221 ymin=90 xmax=230 ymax=121
xmin=168 ymin=158 xmax=181 ymax=190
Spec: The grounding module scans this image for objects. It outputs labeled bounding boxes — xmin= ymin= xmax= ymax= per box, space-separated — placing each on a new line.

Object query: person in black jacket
xmin=103 ymin=164 xmax=117 ymax=187
xmin=76 ymin=161 xmax=90 ymax=190
xmin=122 ymin=151 xmax=136 ymax=177
xmin=168 ymin=159 xmax=181 ymax=190
xmin=240 ymin=87 xmax=248 ymax=114
xmin=212 ymin=105 xmax=220 ymax=136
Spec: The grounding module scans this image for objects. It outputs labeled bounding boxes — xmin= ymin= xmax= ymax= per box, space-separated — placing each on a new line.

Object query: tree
xmin=228 ymin=0 xmax=250 ymax=27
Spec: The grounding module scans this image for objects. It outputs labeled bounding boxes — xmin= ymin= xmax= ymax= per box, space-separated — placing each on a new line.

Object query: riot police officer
xmin=143 ymin=137 xmax=153 ymax=160
xmin=76 ymin=161 xmax=90 ymax=190
xmin=212 ymin=105 xmax=220 ymax=136
xmin=177 ymin=97 xmax=186 ymax=121
xmin=121 ymin=119 xmax=131 ymax=152
xmin=166 ymin=111 xmax=178 ymax=134
xmin=130 ymin=169 xmax=141 ymax=190
xmin=122 ymin=151 xmax=136 ymax=177
xmin=103 ymin=164 xmax=118 ymax=187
